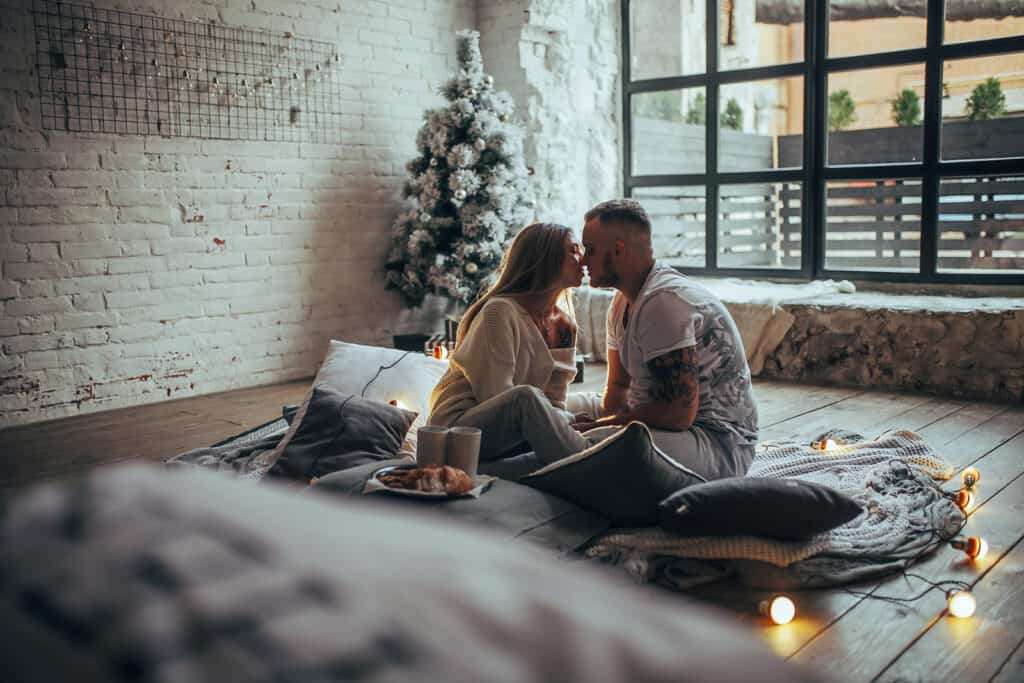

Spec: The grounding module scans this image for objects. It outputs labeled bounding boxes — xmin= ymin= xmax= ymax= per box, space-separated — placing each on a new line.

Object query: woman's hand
xmin=548 ymin=308 xmax=577 ymax=349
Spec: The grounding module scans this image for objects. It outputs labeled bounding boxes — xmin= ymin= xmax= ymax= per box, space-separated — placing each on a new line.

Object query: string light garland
xmin=758 ymin=460 xmax=991 ymax=626
xmin=950 ymin=536 xmax=988 ymax=560
xmin=961 ymin=467 xmax=980 ymax=488
xmin=758 ymin=595 xmax=796 ymax=625
xmin=947 ymin=590 xmax=977 ymax=618
xmin=953 ymin=487 xmax=976 ymax=511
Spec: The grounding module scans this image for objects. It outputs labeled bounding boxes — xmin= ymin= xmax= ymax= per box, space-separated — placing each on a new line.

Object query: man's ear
xmin=613 ymin=238 xmax=626 ymax=257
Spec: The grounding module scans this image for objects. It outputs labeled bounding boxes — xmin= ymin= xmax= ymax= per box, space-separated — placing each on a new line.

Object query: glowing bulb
xmin=758 ymin=596 xmax=795 ymax=625
xmin=389 ymin=399 xmax=410 ymax=411
xmin=951 ymin=536 xmax=988 ymax=560
xmin=824 ymin=439 xmax=837 ymax=451
xmin=947 ymin=590 xmax=976 ymax=618
xmin=432 ymin=345 xmax=449 ymax=360
xmin=961 ymin=467 xmax=980 ymax=488
xmin=955 ymin=489 xmax=976 ymax=511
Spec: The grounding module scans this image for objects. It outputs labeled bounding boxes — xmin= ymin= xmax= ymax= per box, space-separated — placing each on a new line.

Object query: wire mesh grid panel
xmin=32 ymin=0 xmax=343 ymax=143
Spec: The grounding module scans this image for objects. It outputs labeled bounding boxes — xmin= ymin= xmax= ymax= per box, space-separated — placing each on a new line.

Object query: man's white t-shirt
xmin=605 ymin=264 xmax=758 ymax=470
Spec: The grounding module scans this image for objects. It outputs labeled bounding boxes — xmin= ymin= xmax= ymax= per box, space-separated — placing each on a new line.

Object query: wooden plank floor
xmin=1 ymin=366 xmax=1022 ymax=682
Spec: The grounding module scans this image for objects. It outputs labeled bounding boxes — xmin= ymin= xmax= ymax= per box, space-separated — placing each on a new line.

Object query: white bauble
xmin=474 ymin=138 xmax=486 ymax=151
xmin=420 ymin=212 xmax=431 ymax=223
xmin=454 ymin=189 xmax=467 ymax=201
xmin=465 ymin=262 xmax=478 ymax=274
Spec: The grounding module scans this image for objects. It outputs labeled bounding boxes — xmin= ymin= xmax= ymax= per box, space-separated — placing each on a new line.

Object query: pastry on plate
xmin=377 ymin=465 xmax=474 ymax=495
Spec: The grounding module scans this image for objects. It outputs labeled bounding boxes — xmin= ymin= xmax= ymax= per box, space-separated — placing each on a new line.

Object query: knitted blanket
xmin=585 ymin=429 xmax=965 ymax=589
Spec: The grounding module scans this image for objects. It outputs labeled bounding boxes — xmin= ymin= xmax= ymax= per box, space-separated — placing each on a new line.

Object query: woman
xmin=428 ymin=222 xmax=590 ymax=466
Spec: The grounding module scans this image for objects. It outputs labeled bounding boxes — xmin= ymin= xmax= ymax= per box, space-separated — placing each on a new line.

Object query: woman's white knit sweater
xmin=428 ymin=297 xmax=577 ymax=427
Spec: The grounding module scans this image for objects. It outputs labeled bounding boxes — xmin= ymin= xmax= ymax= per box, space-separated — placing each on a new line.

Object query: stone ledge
xmin=748 ymin=291 xmax=1024 ymax=404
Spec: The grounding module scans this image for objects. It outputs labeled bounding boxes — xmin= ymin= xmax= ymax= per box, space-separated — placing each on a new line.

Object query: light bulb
xmin=432 ymin=345 xmax=449 ymax=360
xmin=947 ymin=590 xmax=976 ymax=618
xmin=389 ymin=399 xmax=410 ymax=411
xmin=961 ymin=467 xmax=980 ymax=488
xmin=951 ymin=536 xmax=988 ymax=560
xmin=824 ymin=439 xmax=837 ymax=451
xmin=758 ymin=595 xmax=795 ymax=625
xmin=955 ymin=489 xmax=976 ymax=511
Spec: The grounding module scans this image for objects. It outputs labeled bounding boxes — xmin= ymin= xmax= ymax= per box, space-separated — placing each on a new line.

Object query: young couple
xmin=428 ymin=199 xmax=758 ymax=482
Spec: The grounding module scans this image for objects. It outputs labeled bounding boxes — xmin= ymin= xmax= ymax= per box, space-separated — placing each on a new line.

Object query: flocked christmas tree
xmin=385 ymin=30 xmax=534 ymax=307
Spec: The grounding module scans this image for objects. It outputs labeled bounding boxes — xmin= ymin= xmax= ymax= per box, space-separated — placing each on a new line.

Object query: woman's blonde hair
xmin=456 ymin=222 xmax=576 ymax=347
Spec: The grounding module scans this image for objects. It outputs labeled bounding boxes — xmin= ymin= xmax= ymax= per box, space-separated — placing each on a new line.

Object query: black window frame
xmin=621 ymin=0 xmax=1024 ymax=285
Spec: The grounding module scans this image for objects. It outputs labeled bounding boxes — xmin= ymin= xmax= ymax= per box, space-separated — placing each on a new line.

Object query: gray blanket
xmin=586 ymin=429 xmax=965 ymax=589
xmin=164 ymin=419 xmax=289 ymax=479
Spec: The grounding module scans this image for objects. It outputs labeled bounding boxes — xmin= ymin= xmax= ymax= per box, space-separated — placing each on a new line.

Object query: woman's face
xmin=558 ymin=234 xmax=585 ymax=288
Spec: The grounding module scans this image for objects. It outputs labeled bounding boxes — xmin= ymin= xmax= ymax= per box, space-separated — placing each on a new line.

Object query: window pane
xmin=828 ymin=3 xmax=926 ymax=57
xmin=718 ymin=182 xmax=802 ymax=269
xmin=941 ymin=54 xmax=1024 ymax=161
xmin=719 ymin=76 xmax=803 ymax=171
xmin=631 ymin=88 xmax=706 ymax=175
xmin=825 ymin=179 xmax=921 ymax=272
xmin=945 ymin=1 xmax=1024 ymax=43
xmin=827 ymin=64 xmax=926 ymax=165
xmin=630 ymin=0 xmax=705 ymax=80
xmin=718 ymin=0 xmax=803 ymax=70
xmin=634 ymin=186 xmax=706 ymax=268
xmin=939 ymin=175 xmax=1024 ymax=273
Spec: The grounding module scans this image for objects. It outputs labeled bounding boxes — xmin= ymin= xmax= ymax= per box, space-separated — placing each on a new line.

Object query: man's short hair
xmin=584 ymin=199 xmax=651 ymax=234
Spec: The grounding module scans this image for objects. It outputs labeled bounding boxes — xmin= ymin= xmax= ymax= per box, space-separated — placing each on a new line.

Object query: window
xmin=622 ymin=0 xmax=1024 ymax=283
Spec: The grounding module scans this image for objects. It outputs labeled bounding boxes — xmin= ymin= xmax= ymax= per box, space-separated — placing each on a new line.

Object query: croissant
xmin=378 ymin=465 xmax=474 ymax=495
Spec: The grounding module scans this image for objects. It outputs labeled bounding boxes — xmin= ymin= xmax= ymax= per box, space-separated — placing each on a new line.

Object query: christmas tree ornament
xmin=430 ymin=158 xmax=438 ymax=167
xmin=474 ymin=138 xmax=486 ymax=151
xmin=420 ymin=213 xmax=431 ymax=223
xmin=465 ymin=262 xmax=478 ymax=273
xmin=454 ymin=189 xmax=467 ymax=201
xmin=484 ymin=75 xmax=493 ymax=87
xmin=464 ymin=88 xmax=477 ymax=98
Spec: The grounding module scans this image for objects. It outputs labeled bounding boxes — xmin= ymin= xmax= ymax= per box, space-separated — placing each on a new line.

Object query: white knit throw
xmin=586 ymin=429 xmax=963 ymax=577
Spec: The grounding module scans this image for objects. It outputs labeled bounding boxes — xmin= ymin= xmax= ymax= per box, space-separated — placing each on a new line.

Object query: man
xmin=575 ymin=199 xmax=758 ymax=480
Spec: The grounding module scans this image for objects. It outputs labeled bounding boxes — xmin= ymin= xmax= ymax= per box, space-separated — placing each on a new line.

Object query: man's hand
xmin=571 ymin=412 xmax=596 ymax=432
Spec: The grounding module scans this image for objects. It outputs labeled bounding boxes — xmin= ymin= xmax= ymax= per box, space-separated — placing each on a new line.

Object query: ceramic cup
xmin=415 ymin=425 xmax=449 ymax=468
xmin=447 ymin=426 xmax=482 ymax=477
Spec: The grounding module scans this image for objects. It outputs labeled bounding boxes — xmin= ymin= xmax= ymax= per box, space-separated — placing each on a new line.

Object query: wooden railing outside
xmin=635 ymin=117 xmax=1023 ymax=272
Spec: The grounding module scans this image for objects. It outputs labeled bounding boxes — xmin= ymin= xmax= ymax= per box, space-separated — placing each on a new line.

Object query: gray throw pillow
xmin=268 ymin=386 xmax=416 ymax=481
xmin=659 ymin=477 xmax=863 ymax=541
xmin=521 ymin=422 xmax=704 ymax=527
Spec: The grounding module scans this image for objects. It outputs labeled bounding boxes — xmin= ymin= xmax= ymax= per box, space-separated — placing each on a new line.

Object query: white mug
xmin=415 ymin=426 xmax=449 ymax=468
xmin=447 ymin=426 xmax=482 ymax=477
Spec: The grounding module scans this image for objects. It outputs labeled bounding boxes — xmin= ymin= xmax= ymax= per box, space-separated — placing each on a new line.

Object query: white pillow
xmin=267 ymin=341 xmax=448 ymax=474
xmin=313 ymin=340 xmax=448 ymax=433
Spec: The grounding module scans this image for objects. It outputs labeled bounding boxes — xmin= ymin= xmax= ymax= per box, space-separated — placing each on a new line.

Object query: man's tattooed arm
xmin=647 ymin=346 xmax=699 ymax=407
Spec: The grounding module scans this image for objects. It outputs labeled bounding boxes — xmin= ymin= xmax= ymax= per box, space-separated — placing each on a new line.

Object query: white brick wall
xmin=479 ymin=0 xmax=621 ymax=229
xmin=0 ymin=0 xmax=621 ymax=429
xmin=0 ymin=0 xmax=477 ymax=427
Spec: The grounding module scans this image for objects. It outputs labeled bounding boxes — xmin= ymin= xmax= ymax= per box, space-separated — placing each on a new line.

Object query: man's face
xmin=581 ymin=218 xmax=619 ymax=288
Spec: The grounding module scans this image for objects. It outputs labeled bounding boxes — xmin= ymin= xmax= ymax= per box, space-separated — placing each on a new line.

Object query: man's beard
xmin=589 ymin=253 xmax=619 ymax=288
